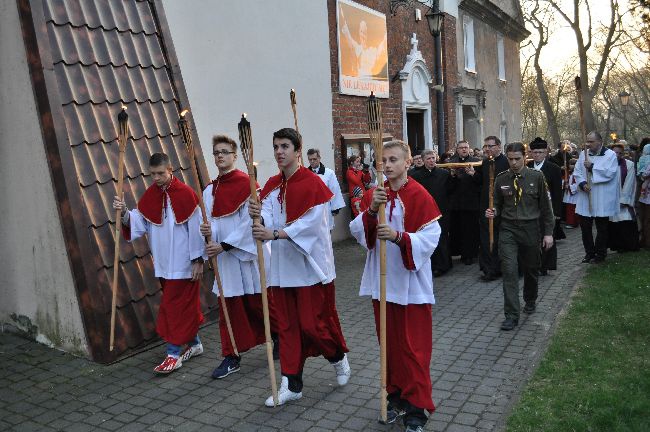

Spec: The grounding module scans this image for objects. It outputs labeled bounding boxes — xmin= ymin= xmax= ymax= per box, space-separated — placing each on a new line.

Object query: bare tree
xmin=544 ymin=0 xmax=624 ymax=131
xmin=523 ymin=1 xmax=562 ymax=144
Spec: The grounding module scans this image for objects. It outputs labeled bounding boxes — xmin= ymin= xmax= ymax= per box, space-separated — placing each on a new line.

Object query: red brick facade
xmin=327 ymin=0 xmax=457 ymax=181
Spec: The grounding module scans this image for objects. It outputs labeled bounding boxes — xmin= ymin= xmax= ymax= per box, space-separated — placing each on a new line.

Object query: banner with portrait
xmin=337 ymin=0 xmax=389 ymax=98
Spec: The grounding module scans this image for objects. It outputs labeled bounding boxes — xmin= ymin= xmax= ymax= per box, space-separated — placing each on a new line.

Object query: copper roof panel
xmin=44 ymin=0 xmax=156 ymax=35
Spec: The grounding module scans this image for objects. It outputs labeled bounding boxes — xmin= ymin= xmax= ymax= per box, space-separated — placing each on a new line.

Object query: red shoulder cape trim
xmin=360 ymin=177 xmax=441 ymax=232
xmin=137 ymin=176 xmax=199 ymax=225
xmin=209 ymin=169 xmax=252 ymax=218
xmin=260 ymin=166 xmax=333 ymax=224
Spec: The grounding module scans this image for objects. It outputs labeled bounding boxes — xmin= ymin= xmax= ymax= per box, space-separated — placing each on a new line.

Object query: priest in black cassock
xmin=448 ymin=140 xmax=481 ymax=265
xmin=467 ymin=136 xmax=510 ymax=281
xmin=528 ymin=137 xmax=563 ymax=275
xmin=411 ymin=149 xmax=455 ymax=276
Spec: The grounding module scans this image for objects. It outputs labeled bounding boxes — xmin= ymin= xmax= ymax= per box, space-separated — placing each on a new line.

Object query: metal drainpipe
xmin=433 ymin=3 xmax=446 ymax=153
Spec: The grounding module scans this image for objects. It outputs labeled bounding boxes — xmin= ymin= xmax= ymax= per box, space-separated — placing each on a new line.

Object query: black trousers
xmin=450 ymin=210 xmax=480 ymax=259
xmin=431 ymin=215 xmax=452 ymax=273
xmin=479 ymin=215 xmax=501 ymax=276
xmin=579 ymin=216 xmax=609 ymax=258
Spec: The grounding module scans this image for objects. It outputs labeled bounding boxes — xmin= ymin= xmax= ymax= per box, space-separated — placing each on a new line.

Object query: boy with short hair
xmin=200 ymin=135 xmax=273 ymax=379
xmin=350 ymin=140 xmax=442 ymax=432
xmin=113 ymin=153 xmax=205 ymax=374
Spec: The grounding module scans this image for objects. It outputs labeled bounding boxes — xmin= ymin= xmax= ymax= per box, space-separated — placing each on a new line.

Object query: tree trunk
xmin=534 ymin=63 xmax=561 ymax=144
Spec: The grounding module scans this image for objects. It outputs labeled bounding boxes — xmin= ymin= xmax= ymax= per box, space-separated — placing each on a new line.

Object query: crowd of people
xmin=345 ymin=133 xmax=650 ymax=331
xmin=110 ymin=126 xmax=648 ymax=432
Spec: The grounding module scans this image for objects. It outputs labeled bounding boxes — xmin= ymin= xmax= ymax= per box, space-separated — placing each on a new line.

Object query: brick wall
xmin=327 ymin=0 xmax=457 ymax=181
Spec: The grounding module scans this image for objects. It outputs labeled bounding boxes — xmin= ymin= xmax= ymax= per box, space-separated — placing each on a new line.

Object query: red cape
xmin=137 ymin=176 xmax=199 ymax=225
xmin=260 ymin=166 xmax=333 ymax=224
xmin=209 ymin=169 xmax=252 ymax=218
xmin=361 ymin=177 xmax=441 ymax=232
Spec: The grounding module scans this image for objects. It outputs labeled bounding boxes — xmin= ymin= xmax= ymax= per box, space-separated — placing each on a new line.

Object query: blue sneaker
xmin=211 ymin=355 xmax=240 ymax=379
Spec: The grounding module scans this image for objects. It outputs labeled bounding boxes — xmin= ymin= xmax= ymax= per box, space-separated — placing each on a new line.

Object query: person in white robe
xmin=200 ymin=135 xmax=273 ymax=380
xmin=249 ymin=128 xmax=350 ymax=407
xmin=350 ymin=140 xmax=441 ymax=431
xmin=113 ymin=152 xmax=205 ymax=375
xmin=573 ymin=131 xmax=620 ymax=263
xmin=306 ymin=148 xmax=346 ymax=229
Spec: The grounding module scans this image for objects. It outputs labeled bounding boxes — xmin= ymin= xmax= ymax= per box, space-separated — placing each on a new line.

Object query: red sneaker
xmin=153 ymin=356 xmax=182 ymax=374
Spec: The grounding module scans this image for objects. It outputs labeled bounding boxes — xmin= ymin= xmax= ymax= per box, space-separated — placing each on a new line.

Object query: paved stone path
xmin=0 ymin=229 xmax=587 ymax=432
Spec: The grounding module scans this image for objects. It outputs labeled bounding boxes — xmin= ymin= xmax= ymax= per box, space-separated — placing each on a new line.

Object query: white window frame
xmin=463 ymin=16 xmax=476 ymax=73
xmin=497 ymin=33 xmax=506 ymax=81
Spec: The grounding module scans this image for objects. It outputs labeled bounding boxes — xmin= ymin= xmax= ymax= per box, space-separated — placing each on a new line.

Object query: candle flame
xmin=242 ymin=113 xmax=247 ymax=119
xmin=291 ymin=88 xmax=295 ymax=93
xmin=180 ymin=109 xmax=189 ymax=118
xmin=121 ymin=105 xmax=127 ymax=111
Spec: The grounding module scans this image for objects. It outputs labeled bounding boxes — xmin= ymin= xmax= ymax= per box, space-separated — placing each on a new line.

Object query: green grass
xmin=506 ymin=250 xmax=650 ymax=432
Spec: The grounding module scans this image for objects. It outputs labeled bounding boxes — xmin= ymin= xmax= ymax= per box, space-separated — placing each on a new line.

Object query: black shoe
xmin=539 ymin=269 xmax=548 ymax=276
xmin=378 ymin=404 xmax=406 ymax=425
xmin=405 ymin=425 xmax=424 ymax=432
xmin=480 ymin=273 xmax=499 ymax=282
xmin=523 ymin=302 xmax=536 ymax=314
xmin=592 ymin=256 xmax=605 ymax=264
xmin=211 ymin=355 xmax=240 ymax=379
xmin=500 ymin=318 xmax=518 ymax=331
xmin=272 ymin=336 xmax=280 ymax=360
xmin=582 ymin=254 xmax=594 ymax=263
xmin=433 ymin=270 xmax=444 ymax=277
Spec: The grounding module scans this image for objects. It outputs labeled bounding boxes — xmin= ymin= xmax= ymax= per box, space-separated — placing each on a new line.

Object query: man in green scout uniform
xmin=486 ymin=143 xmax=555 ymax=331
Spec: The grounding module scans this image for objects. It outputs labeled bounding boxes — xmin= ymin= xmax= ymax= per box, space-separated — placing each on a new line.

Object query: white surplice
xmin=261 ymin=190 xmax=336 ymax=288
xmin=349 ymin=200 xmax=441 ymax=306
xmin=562 ymin=174 xmax=579 ymax=205
xmin=610 ymin=159 xmax=637 ymax=223
xmin=574 ymin=147 xmax=620 ymax=217
xmin=203 ymin=185 xmax=269 ymax=297
xmin=124 ymin=202 xmax=204 ymax=280
xmin=315 ymin=167 xmax=346 ymax=229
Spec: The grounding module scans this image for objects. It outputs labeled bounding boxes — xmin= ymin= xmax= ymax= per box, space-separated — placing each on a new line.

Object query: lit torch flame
xmin=180 ymin=109 xmax=189 ymax=118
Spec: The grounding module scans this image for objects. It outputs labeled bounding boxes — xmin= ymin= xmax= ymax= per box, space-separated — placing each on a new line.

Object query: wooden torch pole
xmin=110 ymin=106 xmax=129 ymax=352
xmin=238 ymin=114 xmax=278 ymax=406
xmin=367 ymin=93 xmax=387 ymax=422
xmin=289 ymin=89 xmax=305 ymax=167
xmin=178 ymin=109 xmax=238 ymax=357
xmin=488 ymin=155 xmax=495 ymax=253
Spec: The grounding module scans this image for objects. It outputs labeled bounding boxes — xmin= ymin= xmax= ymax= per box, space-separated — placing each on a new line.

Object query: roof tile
xmin=44 ymin=0 xmax=157 ymax=35
xmin=55 ymin=63 xmax=173 ymax=105
xmin=47 ymin=22 xmax=165 ymax=67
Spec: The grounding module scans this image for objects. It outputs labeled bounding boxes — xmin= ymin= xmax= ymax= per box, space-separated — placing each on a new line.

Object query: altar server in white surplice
xmin=350 ymin=140 xmax=441 ymax=431
xmin=200 ymin=135 xmax=274 ymax=380
xmin=306 ymin=148 xmax=346 ymax=229
xmin=607 ymin=142 xmax=639 ymax=252
xmin=113 ymin=152 xmax=205 ymax=375
xmin=574 ymin=131 xmax=620 ymax=263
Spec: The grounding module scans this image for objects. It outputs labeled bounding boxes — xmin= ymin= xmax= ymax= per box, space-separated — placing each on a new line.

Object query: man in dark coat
xmin=528 ymin=137 xmax=563 ymax=275
xmin=411 ymin=149 xmax=455 ymax=276
xmin=467 ymin=136 xmax=510 ymax=281
xmin=448 ymin=140 xmax=481 ymax=265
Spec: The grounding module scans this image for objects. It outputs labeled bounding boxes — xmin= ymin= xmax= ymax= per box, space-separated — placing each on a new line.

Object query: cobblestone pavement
xmin=0 ymin=229 xmax=587 ymax=432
